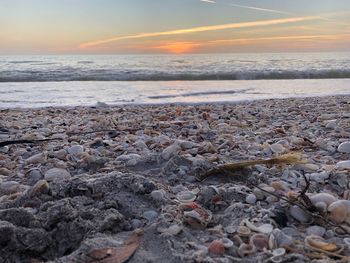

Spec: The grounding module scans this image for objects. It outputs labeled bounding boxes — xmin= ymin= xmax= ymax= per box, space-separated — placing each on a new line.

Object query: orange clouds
xmin=79 ymin=16 xmax=319 ymax=48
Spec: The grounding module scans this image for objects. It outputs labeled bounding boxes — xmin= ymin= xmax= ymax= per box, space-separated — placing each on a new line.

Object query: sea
xmin=1 ymin=52 xmax=350 ymax=108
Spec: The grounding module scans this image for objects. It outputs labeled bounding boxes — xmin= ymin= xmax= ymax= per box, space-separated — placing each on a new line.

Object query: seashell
xmin=270 ymin=248 xmax=286 ymax=263
xmin=249 ymin=233 xmax=269 ymax=251
xmin=270 ymin=181 xmax=287 ymax=191
xmin=221 ymin=238 xmax=234 ymax=248
xmin=30 ymin=180 xmax=49 ymax=197
xmin=305 ymin=235 xmax=338 ymax=252
xmin=243 ymin=220 xmax=273 ymax=234
xmin=328 ymin=200 xmax=350 ymax=224
xmin=182 ymin=202 xmax=212 ymax=229
xmin=309 ymin=193 xmax=337 ymax=208
xmin=176 ymin=191 xmax=196 ymax=203
xmin=208 ymin=240 xmax=225 ymax=255
xmin=269 ymin=229 xmax=293 ymax=249
xmin=238 ymin=243 xmax=256 ymax=258
xmin=237 ymin=226 xmax=251 ymax=237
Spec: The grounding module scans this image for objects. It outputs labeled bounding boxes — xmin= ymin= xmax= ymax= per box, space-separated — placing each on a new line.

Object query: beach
xmin=0 ymin=95 xmax=350 ymax=262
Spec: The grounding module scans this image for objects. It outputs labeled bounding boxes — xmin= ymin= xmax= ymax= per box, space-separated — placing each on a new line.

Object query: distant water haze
xmin=0 ymin=52 xmax=350 ymax=108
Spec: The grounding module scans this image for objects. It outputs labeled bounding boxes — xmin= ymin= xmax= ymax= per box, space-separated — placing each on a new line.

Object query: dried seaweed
xmin=197 ymin=152 xmax=304 ymax=182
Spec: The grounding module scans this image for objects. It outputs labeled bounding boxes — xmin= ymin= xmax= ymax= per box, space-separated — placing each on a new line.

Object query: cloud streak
xmin=229 ymin=3 xmax=295 ymax=16
xmin=80 ymin=16 xmax=319 ymax=48
xmin=207 ymin=34 xmax=350 ymax=45
xmin=200 ymin=0 xmax=216 ymax=3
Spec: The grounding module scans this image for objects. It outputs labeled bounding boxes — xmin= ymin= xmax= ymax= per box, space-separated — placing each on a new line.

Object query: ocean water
xmin=0 ymin=52 xmax=350 ymax=108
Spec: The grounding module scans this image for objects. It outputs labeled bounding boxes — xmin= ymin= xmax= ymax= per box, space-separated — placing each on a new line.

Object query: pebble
xmin=150 ymin=189 xmax=166 ymax=202
xmin=67 ymin=145 xmax=84 ymax=156
xmin=116 ymin=154 xmax=142 ymax=166
xmin=338 ymin=142 xmax=350 ymax=153
xmin=162 ymin=143 xmax=181 ymax=160
xmin=25 ymin=153 xmax=46 ymax=164
xmin=143 ymin=210 xmax=158 ymax=221
xmin=0 ymin=181 xmax=20 ymax=195
xmin=336 ymin=160 xmax=350 ymax=170
xmin=245 ymin=193 xmax=257 ymax=204
xmin=325 ymin=120 xmax=337 ymax=129
xmin=27 ymin=169 xmax=43 ymax=186
xmin=0 ymin=168 xmax=11 ymax=176
xmin=290 ymin=205 xmax=311 ymax=223
xmin=44 ymin=168 xmax=71 ymax=181
xmin=306 ymin=226 xmax=326 ymax=237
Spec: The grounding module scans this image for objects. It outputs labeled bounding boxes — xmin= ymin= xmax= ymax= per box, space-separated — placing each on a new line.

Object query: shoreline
xmin=1 ymin=95 xmax=350 ymax=262
xmin=1 ymin=93 xmax=350 ymax=111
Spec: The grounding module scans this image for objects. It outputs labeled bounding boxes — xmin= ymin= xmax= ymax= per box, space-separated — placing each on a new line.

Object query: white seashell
xmin=309 ymin=193 xmax=337 ymax=208
xmin=221 ymin=237 xmax=234 ymax=248
xmin=270 ymin=248 xmax=286 ymax=263
xmin=243 ymin=220 xmax=273 ymax=234
xmin=269 ymin=229 xmax=292 ymax=249
xmin=176 ymin=191 xmax=196 ymax=203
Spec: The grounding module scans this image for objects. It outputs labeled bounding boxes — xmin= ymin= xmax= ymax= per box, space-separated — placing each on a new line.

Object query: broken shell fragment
xmin=270 ymin=248 xmax=286 ymax=263
xmin=176 ymin=191 xmax=196 ymax=203
xmin=238 ymin=243 xmax=256 ymax=258
xmin=249 ymin=233 xmax=269 ymax=251
xmin=305 ymin=235 xmax=338 ymax=252
xmin=237 ymin=226 xmax=251 ymax=237
xmin=244 ymin=220 xmax=274 ymax=234
xmin=181 ymin=202 xmax=212 ymax=229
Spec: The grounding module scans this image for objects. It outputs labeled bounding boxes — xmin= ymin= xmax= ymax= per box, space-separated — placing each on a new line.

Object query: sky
xmin=0 ymin=0 xmax=350 ymax=54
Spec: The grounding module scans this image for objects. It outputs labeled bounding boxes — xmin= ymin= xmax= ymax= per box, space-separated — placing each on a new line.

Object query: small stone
xmin=44 ymin=168 xmax=70 ymax=182
xmin=208 ymin=240 xmax=225 ymax=255
xmin=326 ymin=120 xmax=337 ymax=129
xmin=0 ymin=181 xmax=20 ymax=195
xmin=150 ymin=189 xmax=166 ymax=202
xmin=270 ymin=143 xmax=286 ymax=153
xmin=306 ymin=226 xmax=326 ymax=237
xmin=52 ymin=149 xmax=67 ymax=160
xmin=290 ymin=205 xmax=311 ymax=223
xmin=25 ymin=153 xmax=46 ymax=164
xmin=245 ymin=193 xmax=257 ymax=204
xmin=0 ymin=221 xmax=15 ymax=246
xmin=338 ymin=142 xmax=350 ymax=153
xmin=67 ymin=145 xmax=84 ymax=156
xmin=0 ymin=168 xmax=11 ymax=176
xmin=116 ymin=154 xmax=142 ymax=166
xmin=143 ymin=210 xmax=158 ymax=221
xmin=131 ymin=219 xmax=142 ymax=229
xmin=162 ymin=143 xmax=181 ymax=160
xmin=27 ymin=169 xmax=43 ymax=186
xmin=336 ymin=161 xmax=350 ymax=170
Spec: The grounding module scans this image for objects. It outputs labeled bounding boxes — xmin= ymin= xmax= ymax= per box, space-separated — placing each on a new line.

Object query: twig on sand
xmin=0 ymin=138 xmax=62 ymax=147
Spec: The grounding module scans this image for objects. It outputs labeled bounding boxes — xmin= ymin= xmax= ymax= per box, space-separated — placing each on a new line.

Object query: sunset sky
xmin=1 ymin=0 xmax=350 ymax=54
